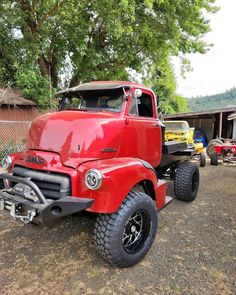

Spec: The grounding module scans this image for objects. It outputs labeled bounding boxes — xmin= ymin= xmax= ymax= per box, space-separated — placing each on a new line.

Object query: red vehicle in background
xmin=0 ymin=81 xmax=200 ymax=267
xmin=211 ymin=139 xmax=236 ymax=165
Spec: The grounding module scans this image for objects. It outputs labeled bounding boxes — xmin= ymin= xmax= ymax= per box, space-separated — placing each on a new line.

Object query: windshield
xmin=59 ymin=88 xmax=124 ymax=112
xmin=164 ymin=121 xmax=189 ymax=131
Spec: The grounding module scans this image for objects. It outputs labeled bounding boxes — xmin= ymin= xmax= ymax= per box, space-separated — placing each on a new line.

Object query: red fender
xmin=77 ymin=158 xmax=166 ymax=213
xmin=9 ymin=152 xmax=166 ymax=213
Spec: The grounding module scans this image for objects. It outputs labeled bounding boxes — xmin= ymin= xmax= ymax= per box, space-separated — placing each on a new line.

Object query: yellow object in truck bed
xmin=164 ymin=120 xmax=203 ymax=154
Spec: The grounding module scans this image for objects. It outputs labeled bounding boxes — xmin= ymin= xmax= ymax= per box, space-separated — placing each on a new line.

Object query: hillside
xmin=187 ymin=88 xmax=236 ymax=111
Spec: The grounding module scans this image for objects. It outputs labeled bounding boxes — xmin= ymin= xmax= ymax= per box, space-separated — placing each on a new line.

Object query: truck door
xmin=120 ymin=89 xmax=162 ymax=167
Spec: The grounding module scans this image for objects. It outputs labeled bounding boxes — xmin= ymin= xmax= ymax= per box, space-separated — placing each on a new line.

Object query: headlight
xmin=85 ymin=169 xmax=102 ymax=190
xmin=1 ymin=156 xmax=12 ymax=170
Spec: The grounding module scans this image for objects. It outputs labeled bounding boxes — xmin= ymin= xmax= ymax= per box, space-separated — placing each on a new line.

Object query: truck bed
xmin=162 ymin=141 xmax=187 ymax=154
xmin=158 ymin=141 xmax=196 ymax=172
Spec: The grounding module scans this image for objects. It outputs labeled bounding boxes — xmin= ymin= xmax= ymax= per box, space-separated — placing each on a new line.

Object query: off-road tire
xmin=174 ymin=162 xmax=199 ymax=202
xmin=211 ymin=153 xmax=218 ymax=165
xmin=94 ymin=191 xmax=158 ymax=268
xmin=200 ymin=152 xmax=206 ymax=167
xmin=206 ymin=139 xmax=223 ymax=157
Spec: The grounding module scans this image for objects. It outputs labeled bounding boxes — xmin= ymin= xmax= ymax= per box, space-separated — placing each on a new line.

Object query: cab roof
xmin=55 ymin=81 xmax=154 ymax=96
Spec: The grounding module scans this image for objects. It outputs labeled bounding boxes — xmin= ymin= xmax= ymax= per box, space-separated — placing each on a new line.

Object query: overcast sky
xmin=174 ymin=0 xmax=236 ymax=98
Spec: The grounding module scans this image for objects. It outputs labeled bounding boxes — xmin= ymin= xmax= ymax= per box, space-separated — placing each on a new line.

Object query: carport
xmin=228 ymin=112 xmax=236 ymax=138
xmin=163 ymin=105 xmax=236 ymax=141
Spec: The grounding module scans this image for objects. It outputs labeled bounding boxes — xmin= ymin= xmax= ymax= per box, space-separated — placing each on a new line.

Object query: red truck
xmin=0 ymin=81 xmax=199 ymax=267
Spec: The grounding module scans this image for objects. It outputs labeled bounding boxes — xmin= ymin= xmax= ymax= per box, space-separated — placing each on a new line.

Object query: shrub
xmin=0 ymin=140 xmax=26 ymax=162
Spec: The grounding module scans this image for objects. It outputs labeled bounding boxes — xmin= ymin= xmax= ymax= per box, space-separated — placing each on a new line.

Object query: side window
xmin=129 ymin=97 xmax=139 ymax=116
xmin=129 ymin=92 xmax=154 ymax=117
xmin=137 ymin=93 xmax=154 ymax=117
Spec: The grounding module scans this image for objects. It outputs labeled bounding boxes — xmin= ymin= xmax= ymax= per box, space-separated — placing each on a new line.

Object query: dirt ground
xmin=0 ymin=164 xmax=235 ymax=295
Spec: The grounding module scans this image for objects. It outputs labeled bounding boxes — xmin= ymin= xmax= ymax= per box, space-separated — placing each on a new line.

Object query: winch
xmin=13 ymin=183 xmax=39 ymax=203
xmin=0 ymin=198 xmax=37 ymax=224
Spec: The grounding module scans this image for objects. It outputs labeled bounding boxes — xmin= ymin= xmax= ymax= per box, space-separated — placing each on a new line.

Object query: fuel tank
xmin=27 ymin=111 xmax=123 ymax=168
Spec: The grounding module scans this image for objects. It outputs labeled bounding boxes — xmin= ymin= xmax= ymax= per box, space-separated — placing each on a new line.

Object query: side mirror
xmin=134 ymin=89 xmax=142 ymax=98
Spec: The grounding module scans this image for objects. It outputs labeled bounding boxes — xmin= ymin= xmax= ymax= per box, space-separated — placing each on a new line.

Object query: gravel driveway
xmin=0 ymin=164 xmax=235 ymax=295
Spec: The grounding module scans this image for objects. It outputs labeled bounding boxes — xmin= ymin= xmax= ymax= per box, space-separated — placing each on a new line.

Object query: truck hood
xmin=27 ymin=111 xmax=123 ymax=168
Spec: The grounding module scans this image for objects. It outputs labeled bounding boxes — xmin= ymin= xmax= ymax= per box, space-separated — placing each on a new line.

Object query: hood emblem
xmin=101 ymin=148 xmax=117 ymax=153
xmin=26 ymin=155 xmax=46 ymax=165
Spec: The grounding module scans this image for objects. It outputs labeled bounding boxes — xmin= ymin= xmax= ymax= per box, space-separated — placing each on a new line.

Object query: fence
xmin=0 ymin=120 xmax=32 ymax=160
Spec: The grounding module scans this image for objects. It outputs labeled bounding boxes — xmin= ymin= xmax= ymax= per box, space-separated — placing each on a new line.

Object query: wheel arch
xmin=77 ymin=158 xmax=163 ymax=213
xmin=135 ymin=179 xmax=156 ymax=201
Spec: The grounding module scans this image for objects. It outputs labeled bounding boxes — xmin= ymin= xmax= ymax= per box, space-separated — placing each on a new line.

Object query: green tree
xmin=144 ymin=56 xmax=188 ymax=114
xmin=188 ymin=87 xmax=236 ymax=111
xmin=0 ymin=0 xmax=217 ymax=109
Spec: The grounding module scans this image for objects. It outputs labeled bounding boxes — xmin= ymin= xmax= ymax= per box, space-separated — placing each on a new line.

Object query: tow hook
xmin=9 ymin=203 xmax=37 ymax=224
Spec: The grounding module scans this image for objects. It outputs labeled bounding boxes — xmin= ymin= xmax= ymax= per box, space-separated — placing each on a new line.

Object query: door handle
xmin=153 ymin=119 xmax=162 ymax=127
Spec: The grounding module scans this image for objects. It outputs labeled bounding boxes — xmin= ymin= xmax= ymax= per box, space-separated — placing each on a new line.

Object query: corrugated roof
xmin=163 ymin=105 xmax=236 ymax=119
xmin=0 ymin=87 xmax=36 ymax=106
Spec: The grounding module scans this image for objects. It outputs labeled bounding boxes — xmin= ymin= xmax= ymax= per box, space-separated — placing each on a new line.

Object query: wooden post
xmin=212 ymin=116 xmax=214 ymax=140
xmin=219 ymin=112 xmax=223 ymax=138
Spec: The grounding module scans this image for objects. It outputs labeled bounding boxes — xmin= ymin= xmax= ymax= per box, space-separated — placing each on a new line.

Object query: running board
xmin=158 ymin=196 xmax=173 ymax=211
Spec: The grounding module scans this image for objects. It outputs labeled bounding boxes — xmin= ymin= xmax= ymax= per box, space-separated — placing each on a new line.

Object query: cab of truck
xmin=50 ymin=81 xmax=163 ymax=168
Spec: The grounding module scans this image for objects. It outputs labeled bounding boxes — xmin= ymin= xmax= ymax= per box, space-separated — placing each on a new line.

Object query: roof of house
xmin=163 ymin=105 xmax=236 ymax=119
xmin=0 ymin=87 xmax=36 ymax=106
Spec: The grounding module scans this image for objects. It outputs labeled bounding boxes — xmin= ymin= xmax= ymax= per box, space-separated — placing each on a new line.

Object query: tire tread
xmin=94 ymin=191 xmax=157 ymax=267
xmin=174 ymin=161 xmax=199 ymax=202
